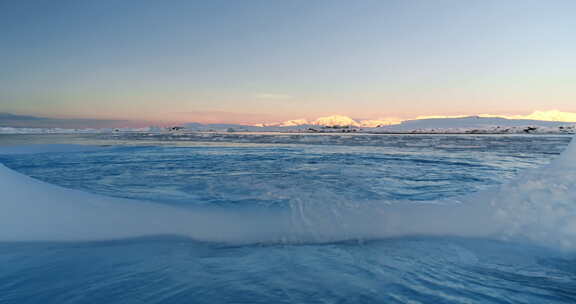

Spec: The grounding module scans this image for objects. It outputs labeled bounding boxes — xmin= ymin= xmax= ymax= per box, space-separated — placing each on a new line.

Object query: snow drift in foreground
xmin=1 ymin=139 xmax=576 ymax=249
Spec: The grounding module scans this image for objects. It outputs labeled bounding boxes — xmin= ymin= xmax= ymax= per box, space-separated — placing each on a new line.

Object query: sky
xmin=1 ymin=0 xmax=576 ymax=126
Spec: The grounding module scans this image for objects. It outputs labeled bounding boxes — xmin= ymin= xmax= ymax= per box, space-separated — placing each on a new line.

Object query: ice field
xmin=0 ymin=133 xmax=575 ymax=303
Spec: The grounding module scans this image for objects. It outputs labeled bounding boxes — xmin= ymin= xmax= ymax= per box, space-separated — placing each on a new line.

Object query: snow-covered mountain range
xmin=258 ymin=115 xmax=389 ymax=127
xmin=2 ymin=114 xmax=576 ymax=134
xmin=182 ymin=114 xmax=575 ymax=133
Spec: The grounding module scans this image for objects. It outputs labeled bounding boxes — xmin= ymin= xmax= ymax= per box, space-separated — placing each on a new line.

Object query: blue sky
xmin=1 ymin=0 xmax=576 ymax=125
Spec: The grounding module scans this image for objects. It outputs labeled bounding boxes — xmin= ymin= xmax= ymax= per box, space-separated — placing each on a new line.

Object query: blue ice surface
xmin=0 ymin=133 xmax=575 ymax=304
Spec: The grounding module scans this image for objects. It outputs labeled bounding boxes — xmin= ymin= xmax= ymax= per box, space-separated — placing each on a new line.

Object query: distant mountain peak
xmin=182 ymin=110 xmax=576 ymax=132
xmin=261 ymin=115 xmax=361 ymax=127
xmin=278 ymin=119 xmax=309 ymax=127
xmin=311 ymin=115 xmax=359 ymax=127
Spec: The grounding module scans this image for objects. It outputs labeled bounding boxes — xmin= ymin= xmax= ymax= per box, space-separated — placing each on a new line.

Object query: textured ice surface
xmin=0 ymin=136 xmax=575 ymax=247
xmin=1 ymin=135 xmax=575 ymax=303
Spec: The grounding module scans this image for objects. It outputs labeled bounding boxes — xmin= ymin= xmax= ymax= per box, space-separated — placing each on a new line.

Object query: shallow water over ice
xmin=0 ymin=134 xmax=575 ymax=303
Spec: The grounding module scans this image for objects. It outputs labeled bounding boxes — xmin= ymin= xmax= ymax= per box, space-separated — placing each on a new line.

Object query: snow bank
xmin=0 ymin=138 xmax=575 ymax=249
xmin=0 ymin=161 xmax=292 ymax=242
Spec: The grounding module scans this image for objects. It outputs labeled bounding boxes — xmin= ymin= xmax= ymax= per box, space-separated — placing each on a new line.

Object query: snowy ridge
xmin=185 ymin=115 xmax=576 ymax=134
xmin=2 ymin=115 xmax=576 ymax=134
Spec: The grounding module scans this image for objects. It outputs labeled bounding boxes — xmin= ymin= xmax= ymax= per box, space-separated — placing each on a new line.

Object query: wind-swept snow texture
xmin=1 ymin=139 xmax=575 ymax=249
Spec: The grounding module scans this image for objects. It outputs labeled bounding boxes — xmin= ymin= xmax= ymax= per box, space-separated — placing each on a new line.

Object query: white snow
xmin=277 ymin=119 xmax=310 ymax=127
xmin=311 ymin=115 xmax=360 ymax=127
xmin=370 ymin=116 xmax=575 ymax=133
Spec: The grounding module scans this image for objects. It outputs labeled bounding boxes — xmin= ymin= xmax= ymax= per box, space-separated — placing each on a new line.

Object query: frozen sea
xmin=0 ymin=133 xmax=575 ymax=304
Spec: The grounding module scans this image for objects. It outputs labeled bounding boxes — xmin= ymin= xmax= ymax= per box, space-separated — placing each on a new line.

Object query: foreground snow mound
xmin=0 ymin=138 xmax=575 ymax=249
xmin=0 ymin=160 xmax=287 ymax=242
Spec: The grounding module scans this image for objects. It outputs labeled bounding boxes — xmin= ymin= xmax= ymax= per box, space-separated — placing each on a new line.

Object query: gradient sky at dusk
xmin=1 ymin=0 xmax=576 ymax=125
